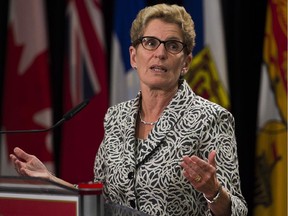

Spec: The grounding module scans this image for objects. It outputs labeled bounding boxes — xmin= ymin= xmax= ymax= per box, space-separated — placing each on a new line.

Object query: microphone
xmin=0 ymin=99 xmax=90 ymax=134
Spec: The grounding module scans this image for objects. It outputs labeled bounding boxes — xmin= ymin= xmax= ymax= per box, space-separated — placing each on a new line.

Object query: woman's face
xmin=130 ymin=19 xmax=192 ymax=92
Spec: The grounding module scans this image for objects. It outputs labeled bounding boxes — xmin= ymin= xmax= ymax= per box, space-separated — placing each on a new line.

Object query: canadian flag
xmin=0 ymin=0 xmax=54 ymax=175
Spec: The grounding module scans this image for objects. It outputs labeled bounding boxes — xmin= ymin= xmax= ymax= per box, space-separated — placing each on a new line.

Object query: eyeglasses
xmin=134 ymin=36 xmax=186 ymax=54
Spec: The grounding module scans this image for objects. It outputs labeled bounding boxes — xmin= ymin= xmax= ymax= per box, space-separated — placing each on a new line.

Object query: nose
xmin=154 ymin=43 xmax=167 ymax=59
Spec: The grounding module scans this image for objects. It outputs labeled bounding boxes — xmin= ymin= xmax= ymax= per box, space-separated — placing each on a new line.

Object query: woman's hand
xmin=180 ymin=150 xmax=221 ymax=199
xmin=181 ymin=150 xmax=232 ymax=215
xmin=10 ymin=147 xmax=53 ymax=180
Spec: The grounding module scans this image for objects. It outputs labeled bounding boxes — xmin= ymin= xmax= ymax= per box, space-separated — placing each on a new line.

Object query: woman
xmin=10 ymin=4 xmax=247 ymax=216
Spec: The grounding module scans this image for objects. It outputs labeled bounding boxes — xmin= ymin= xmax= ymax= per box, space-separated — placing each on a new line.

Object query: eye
xmin=143 ymin=38 xmax=158 ymax=48
xmin=166 ymin=41 xmax=181 ymax=51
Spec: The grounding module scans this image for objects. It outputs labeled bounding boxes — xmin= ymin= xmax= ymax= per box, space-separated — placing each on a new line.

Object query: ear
xmin=129 ymin=46 xmax=137 ymax=68
xmin=181 ymin=54 xmax=192 ymax=75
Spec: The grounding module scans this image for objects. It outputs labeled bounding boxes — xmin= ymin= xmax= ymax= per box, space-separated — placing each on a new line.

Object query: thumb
xmin=208 ymin=150 xmax=217 ymax=168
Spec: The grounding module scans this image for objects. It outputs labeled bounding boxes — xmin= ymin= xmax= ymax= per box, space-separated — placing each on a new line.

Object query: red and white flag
xmin=1 ymin=0 xmax=54 ymax=175
xmin=60 ymin=0 xmax=108 ymax=183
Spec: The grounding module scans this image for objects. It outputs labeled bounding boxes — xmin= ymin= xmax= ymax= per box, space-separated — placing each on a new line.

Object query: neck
xmin=139 ymin=110 xmax=158 ymax=125
xmin=140 ymin=85 xmax=178 ymax=110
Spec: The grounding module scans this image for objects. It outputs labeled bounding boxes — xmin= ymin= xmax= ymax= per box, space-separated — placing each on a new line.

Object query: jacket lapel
xmin=138 ymin=80 xmax=195 ymax=166
xmin=121 ymin=94 xmax=141 ymax=167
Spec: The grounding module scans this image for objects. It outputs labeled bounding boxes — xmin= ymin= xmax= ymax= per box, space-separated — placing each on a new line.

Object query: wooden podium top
xmin=0 ymin=176 xmax=103 ymax=195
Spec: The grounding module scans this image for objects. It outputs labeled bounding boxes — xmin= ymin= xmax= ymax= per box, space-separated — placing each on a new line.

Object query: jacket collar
xmin=123 ymin=80 xmax=195 ymax=166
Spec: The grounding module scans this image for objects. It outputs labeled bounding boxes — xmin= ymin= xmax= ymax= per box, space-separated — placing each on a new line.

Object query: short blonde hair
xmin=130 ymin=3 xmax=196 ymax=55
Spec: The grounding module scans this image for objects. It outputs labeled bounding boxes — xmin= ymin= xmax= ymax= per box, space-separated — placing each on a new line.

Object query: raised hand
xmin=10 ymin=147 xmax=53 ymax=180
xmin=180 ymin=150 xmax=220 ymax=198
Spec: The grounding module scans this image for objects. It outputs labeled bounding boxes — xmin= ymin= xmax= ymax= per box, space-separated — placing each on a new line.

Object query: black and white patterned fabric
xmin=94 ymin=80 xmax=248 ymax=216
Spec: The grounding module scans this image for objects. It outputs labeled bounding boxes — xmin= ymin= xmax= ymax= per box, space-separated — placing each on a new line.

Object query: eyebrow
xmin=143 ymin=35 xmax=183 ymax=41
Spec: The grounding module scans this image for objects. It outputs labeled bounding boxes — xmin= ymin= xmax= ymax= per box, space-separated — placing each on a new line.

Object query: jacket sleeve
xmin=199 ymin=105 xmax=248 ymax=216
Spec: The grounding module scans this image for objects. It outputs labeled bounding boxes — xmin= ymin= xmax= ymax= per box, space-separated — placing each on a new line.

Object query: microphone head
xmin=63 ymin=99 xmax=90 ymax=121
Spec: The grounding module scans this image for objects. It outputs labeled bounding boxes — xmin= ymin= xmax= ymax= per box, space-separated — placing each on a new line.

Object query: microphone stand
xmin=0 ymin=99 xmax=90 ymax=176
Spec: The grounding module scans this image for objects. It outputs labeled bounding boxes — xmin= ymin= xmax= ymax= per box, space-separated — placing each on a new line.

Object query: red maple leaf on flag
xmin=2 ymin=26 xmax=53 ymax=163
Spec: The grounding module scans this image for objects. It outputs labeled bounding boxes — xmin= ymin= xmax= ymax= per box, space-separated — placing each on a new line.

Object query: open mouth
xmin=150 ymin=65 xmax=167 ymax=72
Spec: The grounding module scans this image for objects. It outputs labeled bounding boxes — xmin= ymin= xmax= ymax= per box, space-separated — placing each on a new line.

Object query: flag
xmin=183 ymin=0 xmax=230 ymax=109
xmin=253 ymin=0 xmax=287 ymax=215
xmin=60 ymin=0 xmax=108 ymax=183
xmin=0 ymin=0 xmax=53 ymax=175
xmin=110 ymin=0 xmax=146 ymax=106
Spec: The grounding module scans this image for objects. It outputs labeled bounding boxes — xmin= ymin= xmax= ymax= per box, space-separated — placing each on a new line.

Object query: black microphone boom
xmin=0 ymin=99 xmax=90 ymax=134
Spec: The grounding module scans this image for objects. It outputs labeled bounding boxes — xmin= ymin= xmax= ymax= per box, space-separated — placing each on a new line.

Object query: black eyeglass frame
xmin=132 ymin=36 xmax=187 ymax=54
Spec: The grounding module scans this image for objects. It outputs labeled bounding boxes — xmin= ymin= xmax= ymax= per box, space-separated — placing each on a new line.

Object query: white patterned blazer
xmin=94 ymin=80 xmax=248 ymax=216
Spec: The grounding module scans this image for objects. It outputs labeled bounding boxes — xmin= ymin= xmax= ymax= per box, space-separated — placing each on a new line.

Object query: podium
xmin=0 ymin=176 xmax=151 ymax=216
xmin=0 ymin=176 xmax=103 ymax=216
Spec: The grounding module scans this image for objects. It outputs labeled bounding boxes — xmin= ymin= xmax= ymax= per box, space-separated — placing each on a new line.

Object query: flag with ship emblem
xmin=253 ymin=0 xmax=287 ymax=215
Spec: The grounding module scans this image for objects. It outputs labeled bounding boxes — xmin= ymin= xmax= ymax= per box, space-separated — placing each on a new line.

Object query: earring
xmin=133 ymin=66 xmax=137 ymax=70
xmin=181 ymin=68 xmax=187 ymax=76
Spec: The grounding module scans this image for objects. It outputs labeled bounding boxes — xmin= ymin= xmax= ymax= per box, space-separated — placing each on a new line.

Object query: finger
xmin=182 ymin=168 xmax=204 ymax=187
xmin=10 ymin=154 xmax=17 ymax=163
xmin=12 ymin=160 xmax=22 ymax=175
xmin=182 ymin=155 xmax=198 ymax=168
xmin=182 ymin=169 xmax=194 ymax=181
xmin=208 ymin=150 xmax=217 ymax=168
xmin=18 ymin=167 xmax=32 ymax=176
xmin=14 ymin=160 xmax=24 ymax=173
xmin=181 ymin=156 xmax=206 ymax=176
xmin=181 ymin=159 xmax=198 ymax=179
xmin=14 ymin=147 xmax=32 ymax=162
xmin=15 ymin=159 xmax=27 ymax=168
xmin=184 ymin=155 xmax=208 ymax=174
xmin=19 ymin=167 xmax=31 ymax=176
xmin=9 ymin=154 xmax=20 ymax=173
xmin=181 ymin=157 xmax=203 ymax=183
xmin=181 ymin=156 xmax=194 ymax=167
xmin=182 ymin=155 xmax=216 ymax=183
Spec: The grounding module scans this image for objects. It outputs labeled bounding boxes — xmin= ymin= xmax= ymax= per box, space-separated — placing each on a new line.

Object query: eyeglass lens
xmin=141 ymin=37 xmax=185 ymax=54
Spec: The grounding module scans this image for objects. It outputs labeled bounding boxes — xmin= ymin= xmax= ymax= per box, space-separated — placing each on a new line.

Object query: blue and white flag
xmin=110 ymin=0 xmax=146 ymax=105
